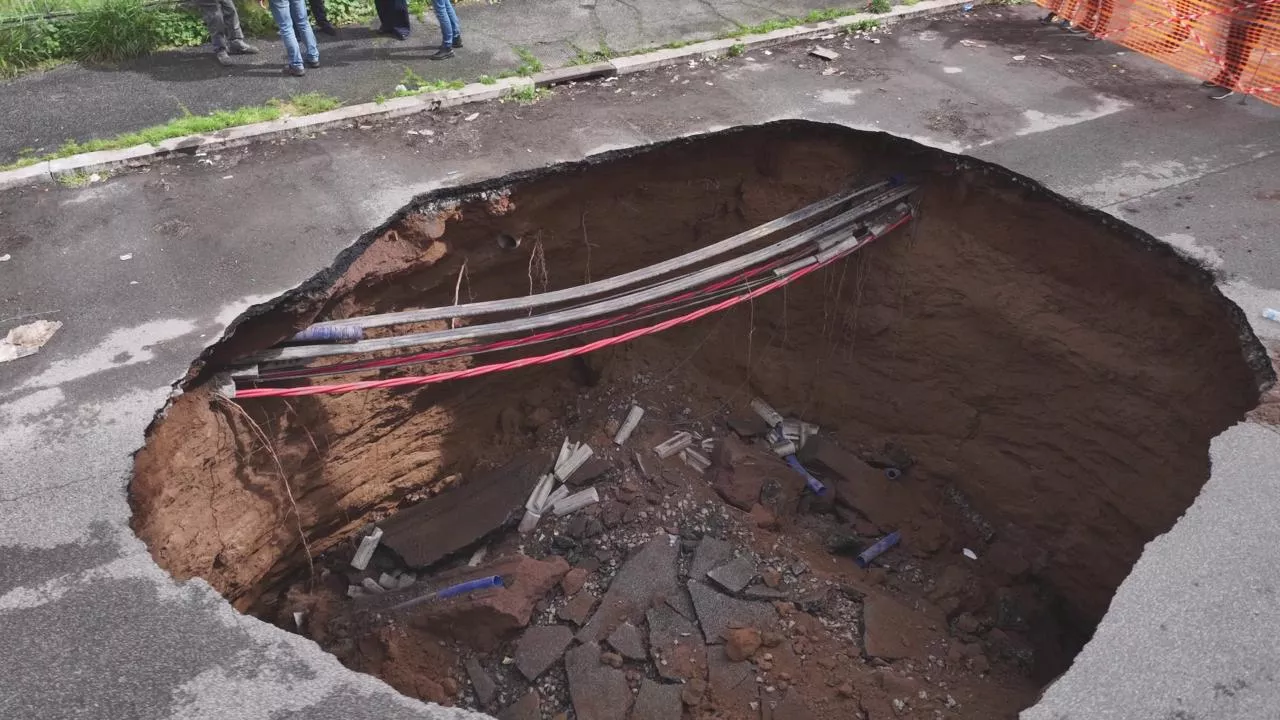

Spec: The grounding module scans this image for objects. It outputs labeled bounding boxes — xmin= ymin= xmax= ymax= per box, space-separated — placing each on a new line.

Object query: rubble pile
xmin=275 ymin=389 xmax=1043 ymax=720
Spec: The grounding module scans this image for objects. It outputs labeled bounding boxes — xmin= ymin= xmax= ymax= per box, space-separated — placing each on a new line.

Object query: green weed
xmin=1 ymin=93 xmax=341 ymax=169
xmin=868 ymin=0 xmax=892 ymax=13
xmin=478 ymin=74 xmax=497 ymax=85
xmin=513 ymin=46 xmax=542 ymax=75
xmin=726 ymin=42 xmax=745 ymax=57
xmin=568 ymin=41 xmax=614 ymax=65
xmin=503 ymin=83 xmax=549 ymax=104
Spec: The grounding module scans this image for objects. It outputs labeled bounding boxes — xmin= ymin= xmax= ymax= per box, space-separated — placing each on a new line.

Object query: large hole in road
xmin=130 ymin=121 xmax=1270 ymax=719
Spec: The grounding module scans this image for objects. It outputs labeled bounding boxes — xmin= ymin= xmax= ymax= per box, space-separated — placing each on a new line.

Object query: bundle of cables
xmin=225 ymin=178 xmax=917 ymax=399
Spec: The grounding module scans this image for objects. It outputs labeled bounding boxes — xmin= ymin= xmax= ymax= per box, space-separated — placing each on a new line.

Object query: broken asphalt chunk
xmin=688 ymin=580 xmax=778 ymax=644
xmin=631 ymin=679 xmax=683 ymax=720
xmin=689 ymin=537 xmax=734 ymax=581
xmin=515 ymin=624 xmax=574 ymax=680
xmin=577 ymin=533 xmax=681 ymax=643
xmin=606 ymin=621 xmax=646 ymax=660
xmin=706 ymin=555 xmax=757 ymax=594
xmin=496 ymin=689 xmax=540 ymax=720
xmin=379 ymin=453 xmax=542 ymax=567
xmin=566 ymin=642 xmax=633 ymax=720
xmin=465 ymin=657 xmax=497 ymax=706
xmin=647 ymin=604 xmax=707 ymax=683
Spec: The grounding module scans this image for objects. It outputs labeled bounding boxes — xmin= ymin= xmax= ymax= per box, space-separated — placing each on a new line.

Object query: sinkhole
xmin=129 ymin=121 xmax=1271 ymax=720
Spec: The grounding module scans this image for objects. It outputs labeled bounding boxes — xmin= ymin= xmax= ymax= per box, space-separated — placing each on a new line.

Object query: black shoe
xmin=305 ymin=58 xmax=321 ymax=68
xmin=430 ymin=45 xmax=455 ymax=60
xmin=452 ymin=34 xmax=463 ymax=48
xmin=214 ymin=50 xmax=233 ymax=66
xmin=1210 ymin=87 xmax=1235 ymax=100
xmin=1040 ymin=12 xmax=1056 ymax=24
xmin=392 ymin=29 xmax=409 ymax=40
xmin=284 ymin=65 xmax=306 ymax=76
xmin=318 ymin=22 xmax=337 ymax=35
xmin=229 ymin=39 xmax=259 ymax=54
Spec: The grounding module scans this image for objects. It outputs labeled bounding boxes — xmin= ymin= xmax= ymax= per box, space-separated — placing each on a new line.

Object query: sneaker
xmin=392 ymin=29 xmax=409 ymax=40
xmin=305 ymin=58 xmax=321 ymax=68
xmin=1040 ymin=12 xmax=1057 ymax=24
xmin=452 ymin=34 xmax=463 ymax=48
xmin=214 ymin=49 xmax=233 ymax=66
xmin=283 ymin=65 xmax=306 ymax=76
xmin=318 ymin=21 xmax=337 ymax=36
xmin=430 ymin=45 xmax=455 ymax=60
xmin=1209 ymin=87 xmax=1235 ymax=100
xmin=229 ymin=39 xmax=259 ymax=54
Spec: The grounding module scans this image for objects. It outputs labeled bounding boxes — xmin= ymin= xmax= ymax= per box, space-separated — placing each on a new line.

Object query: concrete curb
xmin=0 ymin=0 xmax=975 ymax=192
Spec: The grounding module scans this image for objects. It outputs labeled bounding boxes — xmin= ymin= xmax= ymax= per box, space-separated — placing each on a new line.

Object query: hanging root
xmin=451 ymin=260 xmax=469 ymax=330
xmin=527 ymin=236 xmax=549 ymax=313
xmin=214 ymin=395 xmax=315 ymax=579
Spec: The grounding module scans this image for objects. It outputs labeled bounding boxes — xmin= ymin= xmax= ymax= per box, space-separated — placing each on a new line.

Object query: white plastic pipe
xmin=552 ymin=487 xmax=600 ymax=516
xmin=555 ymin=444 xmax=594 ymax=482
xmin=654 ymin=432 xmax=693 ymax=459
xmin=750 ymin=398 xmax=784 ymax=428
xmin=613 ymin=405 xmax=644 ymax=446
xmin=350 ymin=527 xmax=383 ymax=570
xmin=518 ymin=510 xmax=542 ymax=534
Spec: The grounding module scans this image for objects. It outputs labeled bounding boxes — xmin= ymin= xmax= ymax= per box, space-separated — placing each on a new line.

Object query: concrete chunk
xmin=515 ymin=624 xmax=574 ymax=680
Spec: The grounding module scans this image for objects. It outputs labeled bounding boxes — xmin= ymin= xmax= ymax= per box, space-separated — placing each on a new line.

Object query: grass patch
xmin=568 ymin=41 xmax=614 ymax=65
xmin=478 ymin=74 xmax=497 ymax=85
xmin=392 ymin=66 xmax=466 ymax=96
xmin=867 ymin=0 xmax=892 ymax=13
xmin=502 ymin=84 xmax=550 ymax=105
xmin=1 ymin=92 xmax=342 ymax=169
xmin=55 ymin=168 xmax=98 ymax=187
xmin=0 ymin=0 xmax=287 ymax=77
xmin=727 ymin=42 xmax=745 ymax=57
xmin=513 ymin=46 xmax=542 ymax=75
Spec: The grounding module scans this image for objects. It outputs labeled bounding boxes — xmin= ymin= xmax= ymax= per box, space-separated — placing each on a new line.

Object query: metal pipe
xmin=299 ymin=181 xmax=893 ymax=335
xmin=244 ymin=186 xmax=916 ymax=364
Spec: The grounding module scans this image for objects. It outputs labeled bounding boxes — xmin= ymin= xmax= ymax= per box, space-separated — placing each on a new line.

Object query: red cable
xmin=235 ymin=217 xmax=907 ymax=399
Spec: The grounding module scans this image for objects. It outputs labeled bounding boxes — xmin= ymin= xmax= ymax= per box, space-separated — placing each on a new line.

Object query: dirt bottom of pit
xmin=264 ymin=352 xmax=1055 ymax=720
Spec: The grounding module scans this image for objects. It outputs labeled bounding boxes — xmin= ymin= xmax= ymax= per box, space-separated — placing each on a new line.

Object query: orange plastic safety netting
xmin=1035 ymin=0 xmax=1280 ymax=103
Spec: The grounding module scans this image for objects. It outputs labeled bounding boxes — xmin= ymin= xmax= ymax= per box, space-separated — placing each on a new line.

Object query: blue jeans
xmin=431 ymin=0 xmax=459 ymax=46
xmin=269 ymin=0 xmax=318 ymax=68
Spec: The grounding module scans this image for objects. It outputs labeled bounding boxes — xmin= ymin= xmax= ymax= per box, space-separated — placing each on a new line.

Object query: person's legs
xmin=430 ymin=0 xmax=456 ymax=57
xmin=309 ymin=0 xmax=335 ymax=34
xmin=197 ymin=0 xmax=231 ymax=59
xmin=444 ymin=0 xmax=461 ymax=44
xmin=269 ymin=0 xmax=304 ymax=71
xmin=380 ymin=0 xmax=410 ymax=39
xmin=290 ymin=0 xmax=320 ymax=66
xmin=219 ymin=0 xmax=258 ymax=54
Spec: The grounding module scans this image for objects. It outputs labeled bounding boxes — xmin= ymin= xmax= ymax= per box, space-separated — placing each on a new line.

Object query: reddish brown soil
xmin=128 ymin=122 xmax=1267 ymax=717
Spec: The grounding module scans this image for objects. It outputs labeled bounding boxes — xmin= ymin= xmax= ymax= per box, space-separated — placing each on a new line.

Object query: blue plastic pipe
xmin=436 ymin=575 xmax=504 ymax=599
xmin=856 ymin=531 xmax=901 ymax=568
xmin=784 ymin=455 xmax=826 ymax=496
xmin=389 ymin=575 xmax=504 ymax=611
xmin=289 ymin=325 xmax=365 ymax=343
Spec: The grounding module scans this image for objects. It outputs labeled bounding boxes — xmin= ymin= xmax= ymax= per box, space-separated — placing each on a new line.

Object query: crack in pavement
xmin=1097 ymin=147 xmax=1280 ymax=210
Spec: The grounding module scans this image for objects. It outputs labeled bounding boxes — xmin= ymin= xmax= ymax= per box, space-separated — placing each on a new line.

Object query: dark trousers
xmin=308 ymin=0 xmax=329 ymax=26
xmin=374 ymin=0 xmax=411 ymax=35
